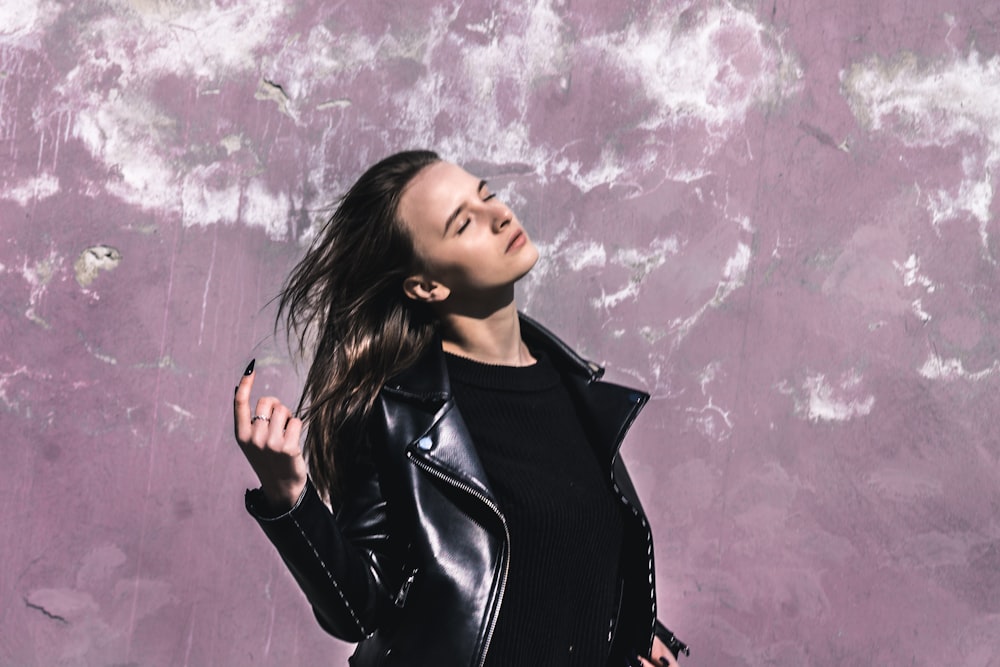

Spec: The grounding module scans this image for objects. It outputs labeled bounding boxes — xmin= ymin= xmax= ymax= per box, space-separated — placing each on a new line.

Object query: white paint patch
xmin=180 ymin=166 xmax=241 ymax=227
xmin=551 ymin=150 xmax=627 ymax=193
xmin=398 ymin=0 xmax=800 ymax=190
xmin=687 ymin=398 xmax=734 ymax=441
xmin=778 ymin=370 xmax=875 ymax=422
xmin=21 ymin=0 xmax=800 ymax=238
xmin=843 ymin=50 xmax=1000 ymax=255
xmin=605 ymin=3 xmax=801 ymax=136
xmin=2 ymin=174 xmax=60 ymax=205
xmin=84 ymin=343 xmax=118 ymax=365
xmin=564 ymin=241 xmax=607 ymax=271
xmin=27 ymin=2 xmax=369 ymax=236
xmin=242 ymin=181 xmax=291 ymax=240
xmin=165 ymin=401 xmax=195 ymax=433
xmin=21 ymin=250 xmax=61 ymax=327
xmin=687 ymin=361 xmax=733 ymax=441
xmin=918 ymin=353 xmax=1000 ymax=381
xmin=0 ymin=0 xmax=56 ymax=43
xmin=668 ymin=241 xmax=751 ymax=343
xmin=893 ymin=254 xmax=936 ymax=324
xmin=72 ymin=97 xmax=181 ymax=216
xmin=893 ymin=254 xmax=936 ymax=292
xmin=591 ymin=236 xmax=681 ymax=309
xmin=698 ymin=361 xmax=722 ymax=394
xmin=0 ymin=366 xmax=29 ymax=411
xmin=910 ymin=298 xmax=932 ymax=323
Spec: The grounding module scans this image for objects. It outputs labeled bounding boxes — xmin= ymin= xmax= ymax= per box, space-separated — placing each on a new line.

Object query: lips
xmin=505 ymin=230 xmax=525 ymax=253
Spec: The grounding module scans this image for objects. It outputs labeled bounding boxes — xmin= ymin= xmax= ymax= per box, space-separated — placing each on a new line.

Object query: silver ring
xmin=251 ymin=415 xmax=271 ymax=424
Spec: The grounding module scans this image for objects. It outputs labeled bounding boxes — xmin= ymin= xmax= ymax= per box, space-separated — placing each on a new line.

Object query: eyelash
xmin=456 ymin=193 xmax=497 ymax=234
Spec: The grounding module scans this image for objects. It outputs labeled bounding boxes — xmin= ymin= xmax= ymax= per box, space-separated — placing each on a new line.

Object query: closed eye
xmin=457 ymin=218 xmax=471 ymax=234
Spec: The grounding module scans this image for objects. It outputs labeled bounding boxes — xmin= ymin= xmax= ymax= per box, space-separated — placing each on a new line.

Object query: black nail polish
xmin=234 ymin=385 xmax=239 ymax=395
xmin=244 ymin=359 xmax=255 ymax=375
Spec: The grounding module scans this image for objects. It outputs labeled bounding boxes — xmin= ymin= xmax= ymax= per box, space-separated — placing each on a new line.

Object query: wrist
xmin=261 ymin=478 xmax=308 ymax=513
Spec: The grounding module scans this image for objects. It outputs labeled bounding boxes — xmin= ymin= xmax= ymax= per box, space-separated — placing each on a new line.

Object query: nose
xmin=489 ymin=201 xmax=512 ymax=233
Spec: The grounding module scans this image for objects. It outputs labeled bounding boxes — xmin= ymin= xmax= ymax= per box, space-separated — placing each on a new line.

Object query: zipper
xmin=406 ymin=451 xmax=510 ymax=667
xmin=607 ymin=390 xmax=657 ymax=653
xmin=394 ymin=567 xmax=418 ymax=607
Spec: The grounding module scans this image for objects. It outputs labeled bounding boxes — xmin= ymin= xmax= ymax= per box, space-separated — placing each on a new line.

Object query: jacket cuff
xmin=245 ymin=478 xmax=312 ymax=521
xmin=655 ymin=619 xmax=690 ymax=659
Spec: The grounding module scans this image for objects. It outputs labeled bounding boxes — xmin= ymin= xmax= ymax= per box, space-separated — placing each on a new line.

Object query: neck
xmin=438 ymin=300 xmax=535 ymax=367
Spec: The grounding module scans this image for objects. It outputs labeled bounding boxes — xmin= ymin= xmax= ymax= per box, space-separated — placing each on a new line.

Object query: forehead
xmin=400 ymin=161 xmax=479 ymax=224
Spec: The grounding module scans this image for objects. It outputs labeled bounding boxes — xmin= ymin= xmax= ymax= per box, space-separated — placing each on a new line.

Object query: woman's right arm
xmin=234 ymin=361 xmax=401 ymax=641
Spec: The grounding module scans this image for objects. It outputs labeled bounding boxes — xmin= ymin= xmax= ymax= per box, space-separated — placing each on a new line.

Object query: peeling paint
xmin=609 ymin=3 xmax=802 ymax=135
xmin=21 ymin=251 xmax=60 ymax=327
xmin=73 ymin=245 xmax=122 ymax=288
xmin=893 ymin=254 xmax=936 ymax=292
xmin=919 ymin=353 xmax=1000 ymax=381
xmin=668 ymin=241 xmax=751 ymax=344
xmin=592 ymin=237 xmax=682 ymax=309
xmin=255 ymin=78 xmax=296 ymax=121
xmin=778 ymin=370 xmax=875 ymax=422
xmin=2 ymin=173 xmax=60 ymax=204
xmin=843 ymin=50 xmax=1000 ymax=256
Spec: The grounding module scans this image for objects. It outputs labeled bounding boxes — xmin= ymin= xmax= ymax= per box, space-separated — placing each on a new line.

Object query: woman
xmin=233 ymin=150 xmax=687 ymax=666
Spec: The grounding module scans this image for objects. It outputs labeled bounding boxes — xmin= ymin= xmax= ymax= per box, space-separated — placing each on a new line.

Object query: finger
xmin=655 ymin=654 xmax=679 ymax=667
xmin=234 ymin=359 xmax=256 ymax=441
xmin=268 ymin=403 xmax=292 ymax=446
xmin=284 ymin=416 xmax=303 ymax=450
xmin=637 ymin=657 xmax=655 ymax=667
xmin=251 ymin=397 xmax=277 ymax=441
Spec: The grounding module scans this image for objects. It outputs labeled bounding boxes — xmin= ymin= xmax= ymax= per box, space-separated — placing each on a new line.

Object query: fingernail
xmin=244 ymin=359 xmax=255 ymax=375
xmin=234 ymin=385 xmax=239 ymax=395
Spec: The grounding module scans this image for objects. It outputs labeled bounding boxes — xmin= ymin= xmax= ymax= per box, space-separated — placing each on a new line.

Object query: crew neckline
xmin=444 ymin=348 xmax=560 ymax=392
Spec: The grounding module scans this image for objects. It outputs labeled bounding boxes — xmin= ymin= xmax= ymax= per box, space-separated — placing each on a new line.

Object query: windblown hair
xmin=277 ymin=150 xmax=441 ymax=504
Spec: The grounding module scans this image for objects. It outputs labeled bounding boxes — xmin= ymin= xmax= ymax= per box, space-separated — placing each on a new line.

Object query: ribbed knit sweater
xmin=444 ymin=349 xmax=624 ymax=666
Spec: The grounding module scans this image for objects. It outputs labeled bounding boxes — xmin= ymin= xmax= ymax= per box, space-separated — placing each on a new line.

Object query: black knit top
xmin=444 ymin=349 xmax=625 ymax=666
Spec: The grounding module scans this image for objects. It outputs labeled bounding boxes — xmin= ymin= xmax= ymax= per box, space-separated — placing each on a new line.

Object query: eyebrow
xmin=443 ymin=179 xmax=488 ymax=236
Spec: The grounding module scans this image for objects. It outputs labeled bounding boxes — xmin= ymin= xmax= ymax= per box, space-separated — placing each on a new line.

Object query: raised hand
xmin=637 ymin=636 xmax=680 ymax=667
xmin=233 ymin=359 xmax=309 ymax=512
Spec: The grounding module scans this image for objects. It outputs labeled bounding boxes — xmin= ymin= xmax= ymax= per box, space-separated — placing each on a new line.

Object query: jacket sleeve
xmin=245 ymin=460 xmax=403 ymax=642
xmin=654 ymin=619 xmax=690 ymax=659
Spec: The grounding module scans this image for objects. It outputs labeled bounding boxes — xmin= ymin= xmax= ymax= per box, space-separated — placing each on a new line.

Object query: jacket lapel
xmin=381 ymin=336 xmax=498 ymax=506
xmin=519 ymin=313 xmax=650 ymax=463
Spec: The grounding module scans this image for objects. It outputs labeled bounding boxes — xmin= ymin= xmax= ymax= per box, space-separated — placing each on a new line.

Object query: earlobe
xmin=403 ymin=276 xmax=450 ymax=303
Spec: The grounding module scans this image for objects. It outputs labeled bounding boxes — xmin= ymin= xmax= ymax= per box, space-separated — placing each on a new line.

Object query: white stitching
xmin=290 ymin=514 xmax=370 ymax=637
xmin=612 ymin=473 xmax=659 ymax=648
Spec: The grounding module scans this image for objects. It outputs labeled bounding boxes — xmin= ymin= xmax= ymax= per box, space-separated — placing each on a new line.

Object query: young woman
xmin=233 ymin=150 xmax=688 ymax=666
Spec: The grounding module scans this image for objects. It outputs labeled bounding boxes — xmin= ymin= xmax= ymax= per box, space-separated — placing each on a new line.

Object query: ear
xmin=403 ymin=274 xmax=451 ymax=303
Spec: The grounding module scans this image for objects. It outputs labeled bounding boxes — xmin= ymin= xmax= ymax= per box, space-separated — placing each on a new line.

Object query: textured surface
xmin=2 ymin=1 xmax=999 ymax=665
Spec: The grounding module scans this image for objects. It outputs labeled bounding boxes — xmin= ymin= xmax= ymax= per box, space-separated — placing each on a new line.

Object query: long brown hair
xmin=277 ymin=150 xmax=441 ymax=503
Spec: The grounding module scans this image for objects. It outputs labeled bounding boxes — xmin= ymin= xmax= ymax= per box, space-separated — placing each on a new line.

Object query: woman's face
xmin=398 ymin=161 xmax=539 ymax=306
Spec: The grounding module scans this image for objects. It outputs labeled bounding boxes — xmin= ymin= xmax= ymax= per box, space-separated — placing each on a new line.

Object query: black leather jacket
xmin=247 ymin=314 xmax=684 ymax=666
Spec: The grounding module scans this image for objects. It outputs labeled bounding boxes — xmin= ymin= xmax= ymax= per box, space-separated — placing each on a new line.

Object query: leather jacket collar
xmin=383 ymin=312 xmax=604 ymax=404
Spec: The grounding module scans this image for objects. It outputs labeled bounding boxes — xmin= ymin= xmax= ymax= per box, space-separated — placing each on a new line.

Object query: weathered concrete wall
xmin=2 ymin=1 xmax=999 ymax=664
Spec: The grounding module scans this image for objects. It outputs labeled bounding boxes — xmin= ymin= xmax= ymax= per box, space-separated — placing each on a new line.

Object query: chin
xmin=517 ymin=244 xmax=540 ymax=274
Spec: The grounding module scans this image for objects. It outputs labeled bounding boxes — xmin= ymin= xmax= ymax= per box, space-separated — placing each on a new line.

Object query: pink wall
xmin=3 ymin=1 xmax=999 ymax=664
